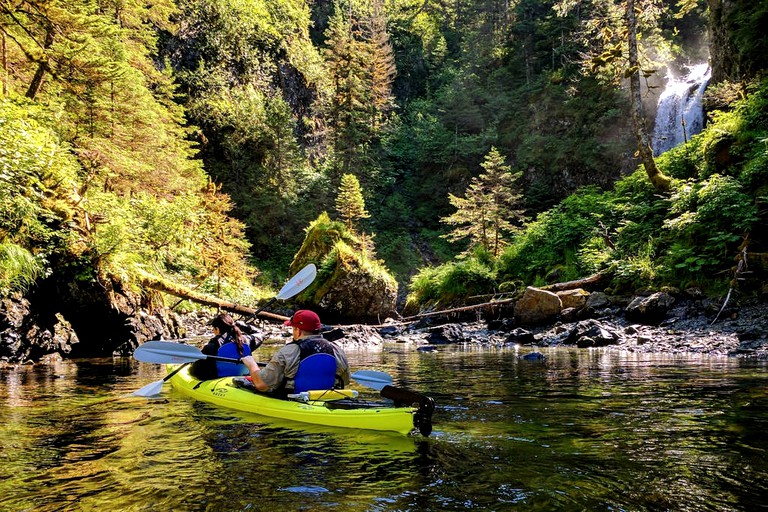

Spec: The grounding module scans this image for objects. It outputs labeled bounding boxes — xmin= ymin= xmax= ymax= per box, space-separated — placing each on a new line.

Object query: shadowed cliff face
xmin=0 ymin=270 xmax=184 ymax=362
xmin=708 ymin=0 xmax=768 ymax=84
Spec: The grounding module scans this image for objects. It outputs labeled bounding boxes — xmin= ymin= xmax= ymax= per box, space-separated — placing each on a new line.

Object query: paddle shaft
xmin=242 ymin=297 xmax=277 ymax=325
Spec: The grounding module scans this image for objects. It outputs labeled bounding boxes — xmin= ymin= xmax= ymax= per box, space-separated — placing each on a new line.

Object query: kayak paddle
xmin=350 ymin=370 xmax=394 ymax=391
xmin=133 ymin=343 xmax=395 ymax=392
xmin=131 ymin=264 xmax=316 ymax=397
xmin=242 ymin=263 xmax=316 ymax=325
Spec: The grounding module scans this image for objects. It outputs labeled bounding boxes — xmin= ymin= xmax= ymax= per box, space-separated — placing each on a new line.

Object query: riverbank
xmin=316 ymin=295 xmax=768 ymax=359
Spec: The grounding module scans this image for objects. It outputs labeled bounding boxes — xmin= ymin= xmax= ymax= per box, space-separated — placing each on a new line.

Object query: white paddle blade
xmin=133 ymin=341 xmax=206 ymax=364
xmin=351 ymin=370 xmax=393 ymax=391
xmin=276 ymin=263 xmax=317 ymax=300
xmin=131 ymin=379 xmax=165 ymax=397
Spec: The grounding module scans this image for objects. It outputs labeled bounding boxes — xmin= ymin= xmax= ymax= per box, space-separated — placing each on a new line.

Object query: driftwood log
xmin=540 ymin=271 xmax=608 ymax=292
xmin=139 ymin=273 xmax=289 ymax=323
xmin=401 ymin=298 xmax=516 ymax=322
xmin=400 ymin=271 xmax=608 ymax=323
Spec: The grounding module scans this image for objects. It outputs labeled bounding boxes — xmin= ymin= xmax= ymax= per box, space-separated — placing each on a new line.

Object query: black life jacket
xmin=295 ymin=335 xmax=336 ymax=360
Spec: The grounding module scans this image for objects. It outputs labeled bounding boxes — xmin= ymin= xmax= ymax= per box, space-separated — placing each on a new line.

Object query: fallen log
xmin=139 ymin=272 xmax=289 ymax=323
xmin=401 ymin=298 xmax=516 ymax=321
xmin=540 ymin=271 xmax=608 ymax=292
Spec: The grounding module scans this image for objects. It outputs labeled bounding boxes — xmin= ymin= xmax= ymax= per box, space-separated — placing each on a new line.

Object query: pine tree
xmin=335 ymin=173 xmax=370 ymax=232
xmin=441 ymin=147 xmax=525 ymax=257
xmin=362 ymin=0 xmax=396 ymax=130
xmin=323 ymin=0 xmax=396 ymax=185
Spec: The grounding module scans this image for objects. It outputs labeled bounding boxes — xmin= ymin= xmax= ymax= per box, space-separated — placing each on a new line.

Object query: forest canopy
xmin=2 ymin=0 xmax=767 ymax=312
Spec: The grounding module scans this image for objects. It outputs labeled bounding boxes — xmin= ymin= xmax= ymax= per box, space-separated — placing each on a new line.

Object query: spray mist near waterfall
xmin=651 ymin=63 xmax=711 ymax=156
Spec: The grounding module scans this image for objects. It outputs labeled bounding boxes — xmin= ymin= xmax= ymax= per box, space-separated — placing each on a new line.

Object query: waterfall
xmin=651 ymin=63 xmax=711 ymax=156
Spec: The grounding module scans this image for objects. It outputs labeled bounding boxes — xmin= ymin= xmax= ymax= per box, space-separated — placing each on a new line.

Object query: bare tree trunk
xmin=626 ymin=0 xmax=670 ymax=192
xmin=401 ymin=298 xmax=516 ymax=321
xmin=25 ymin=26 xmax=54 ymax=99
xmin=540 ymin=271 xmax=608 ymax=292
xmin=139 ymin=273 xmax=289 ymax=323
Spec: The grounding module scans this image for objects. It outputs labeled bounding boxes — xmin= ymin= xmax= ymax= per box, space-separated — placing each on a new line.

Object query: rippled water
xmin=1 ymin=345 xmax=767 ymax=511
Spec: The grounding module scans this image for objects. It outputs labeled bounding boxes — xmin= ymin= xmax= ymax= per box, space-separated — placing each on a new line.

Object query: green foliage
xmin=0 ymin=243 xmax=43 ymax=296
xmin=2 ymin=0 xmax=766 ymax=312
xmin=441 ymin=147 xmax=525 ymax=257
xmin=0 ymin=1 xmax=261 ymax=304
xmin=498 ymin=186 xmax=612 ymax=285
xmin=406 ymin=254 xmax=496 ymax=308
xmin=335 ymin=174 xmax=370 ymax=231
xmin=290 ymin=212 xmax=360 ymax=268
xmin=660 ymin=175 xmax=757 ymax=281
xmin=0 ymin=98 xmax=80 ymax=295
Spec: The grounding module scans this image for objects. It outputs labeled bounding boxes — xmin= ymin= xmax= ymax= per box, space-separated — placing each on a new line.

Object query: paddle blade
xmin=131 ymin=379 xmax=165 ymax=397
xmin=133 ymin=341 xmax=206 ymax=364
xmin=276 ymin=263 xmax=317 ymax=300
xmin=351 ymin=370 xmax=393 ymax=391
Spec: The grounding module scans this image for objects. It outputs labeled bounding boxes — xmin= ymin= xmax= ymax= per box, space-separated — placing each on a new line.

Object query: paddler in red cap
xmin=241 ymin=310 xmax=350 ymax=396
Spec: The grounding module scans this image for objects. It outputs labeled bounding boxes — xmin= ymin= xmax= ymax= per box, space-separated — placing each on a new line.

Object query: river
xmin=1 ymin=344 xmax=767 ymax=511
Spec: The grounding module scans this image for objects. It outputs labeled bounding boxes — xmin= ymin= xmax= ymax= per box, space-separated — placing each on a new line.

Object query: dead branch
xmin=712 ymin=239 xmax=750 ymax=324
xmin=401 ymin=298 xmax=516 ymax=321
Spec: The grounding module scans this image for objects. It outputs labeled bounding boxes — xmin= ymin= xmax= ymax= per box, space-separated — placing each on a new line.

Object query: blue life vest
xmin=216 ymin=341 xmax=252 ymax=377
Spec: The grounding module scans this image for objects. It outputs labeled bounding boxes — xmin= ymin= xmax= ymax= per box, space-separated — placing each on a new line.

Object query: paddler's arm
xmin=241 ymin=355 xmax=271 ymax=391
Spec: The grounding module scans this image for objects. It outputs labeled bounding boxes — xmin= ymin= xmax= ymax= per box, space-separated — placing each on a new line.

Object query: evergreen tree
xmin=362 ymin=0 xmax=396 ymax=130
xmin=335 ymin=173 xmax=370 ymax=232
xmin=323 ymin=0 xmax=396 ymax=187
xmin=441 ymin=147 xmax=524 ymax=257
xmin=324 ymin=3 xmax=369 ymax=181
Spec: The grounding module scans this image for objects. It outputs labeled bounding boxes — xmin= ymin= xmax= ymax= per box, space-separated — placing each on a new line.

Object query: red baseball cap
xmin=284 ymin=310 xmax=321 ymax=332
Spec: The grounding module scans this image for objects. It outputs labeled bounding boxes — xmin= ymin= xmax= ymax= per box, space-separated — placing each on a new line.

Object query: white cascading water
xmin=651 ymin=63 xmax=711 ymax=156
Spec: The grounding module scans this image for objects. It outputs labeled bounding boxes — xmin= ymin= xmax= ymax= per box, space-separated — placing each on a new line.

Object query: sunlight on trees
xmin=335 ymin=173 xmax=370 ymax=232
xmin=441 ymin=147 xmax=525 ymax=258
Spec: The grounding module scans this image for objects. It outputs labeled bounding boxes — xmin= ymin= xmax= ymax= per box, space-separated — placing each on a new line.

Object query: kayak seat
xmin=216 ymin=342 xmax=251 ymax=377
xmin=293 ymin=353 xmax=337 ymax=393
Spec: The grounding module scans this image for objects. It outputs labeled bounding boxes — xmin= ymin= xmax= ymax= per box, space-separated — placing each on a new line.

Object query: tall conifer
xmin=441 ymin=147 xmax=525 ymax=257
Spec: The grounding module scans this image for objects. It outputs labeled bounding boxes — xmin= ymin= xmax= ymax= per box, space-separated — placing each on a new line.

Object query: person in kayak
xmin=240 ymin=309 xmax=350 ymax=396
xmin=191 ymin=312 xmax=263 ymax=380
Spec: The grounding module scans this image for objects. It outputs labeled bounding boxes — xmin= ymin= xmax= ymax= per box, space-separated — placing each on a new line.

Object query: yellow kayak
xmin=167 ymin=364 xmax=433 ymax=436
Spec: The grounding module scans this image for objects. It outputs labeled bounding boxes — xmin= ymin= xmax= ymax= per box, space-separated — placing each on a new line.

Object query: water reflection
xmin=1 ymin=347 xmax=768 ymax=510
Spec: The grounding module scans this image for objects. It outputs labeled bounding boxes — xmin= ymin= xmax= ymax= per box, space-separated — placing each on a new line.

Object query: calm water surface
xmin=1 ymin=345 xmax=767 ymax=511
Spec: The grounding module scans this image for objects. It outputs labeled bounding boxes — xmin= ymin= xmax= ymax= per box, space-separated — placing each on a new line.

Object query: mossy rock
xmin=289 ymin=213 xmax=398 ymax=323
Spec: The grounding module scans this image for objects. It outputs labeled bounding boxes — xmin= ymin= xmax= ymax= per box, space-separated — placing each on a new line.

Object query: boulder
xmin=556 ymin=288 xmax=590 ymax=310
xmin=565 ymin=319 xmax=620 ymax=347
xmin=322 ymin=324 xmax=383 ymax=347
xmin=425 ymin=323 xmax=468 ymax=344
xmin=316 ymin=263 xmax=397 ymax=322
xmin=625 ymin=292 xmax=676 ymax=325
xmin=505 ymin=328 xmax=536 ymax=345
xmin=1 ymin=295 xmax=80 ymax=362
xmin=514 ymin=287 xmax=562 ymax=325
xmin=288 ymin=212 xmax=398 ymax=323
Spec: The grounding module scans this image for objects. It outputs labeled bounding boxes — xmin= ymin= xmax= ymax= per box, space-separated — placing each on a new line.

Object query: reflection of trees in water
xmin=0 ymin=360 xmax=165 ymax=510
xmin=2 ymin=352 xmax=768 ymax=510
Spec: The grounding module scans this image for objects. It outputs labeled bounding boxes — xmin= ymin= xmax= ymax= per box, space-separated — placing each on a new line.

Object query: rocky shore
xmin=320 ymin=293 xmax=768 ymax=360
xmin=3 ymin=286 xmax=768 ymax=363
